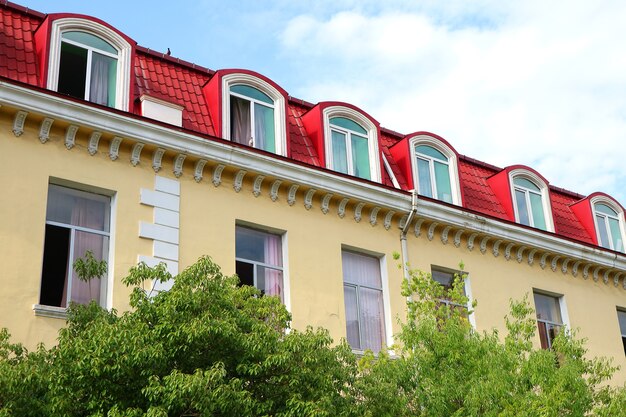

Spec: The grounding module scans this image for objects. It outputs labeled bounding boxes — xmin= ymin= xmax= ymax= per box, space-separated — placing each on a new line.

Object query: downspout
xmin=400 ymin=190 xmax=418 ymax=285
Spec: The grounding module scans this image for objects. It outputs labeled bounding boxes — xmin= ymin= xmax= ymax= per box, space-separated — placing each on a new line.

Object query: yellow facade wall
xmin=1 ymin=110 xmax=625 ymax=385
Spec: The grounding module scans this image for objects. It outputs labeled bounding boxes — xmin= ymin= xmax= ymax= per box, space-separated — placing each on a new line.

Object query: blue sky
xmin=22 ymin=0 xmax=626 ymax=204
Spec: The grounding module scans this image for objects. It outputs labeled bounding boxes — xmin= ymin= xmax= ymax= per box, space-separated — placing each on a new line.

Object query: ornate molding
xmin=354 ymin=202 xmax=366 ymax=222
xmin=130 ymin=142 xmax=144 ymax=166
xmin=212 ymin=164 xmax=225 ymax=187
xmin=453 ymin=230 xmax=463 ymax=248
xmin=321 ymin=193 xmax=333 ymax=214
xmin=370 ymin=207 xmax=380 ymax=226
xmin=384 ymin=210 xmax=394 ymax=230
xmin=109 ymin=136 xmax=122 ymax=161
xmin=615 ymin=272 xmax=623 ymax=287
xmin=427 ymin=222 xmax=438 ymax=241
xmin=338 ymin=198 xmax=349 ymax=218
xmin=539 ymin=252 xmax=549 ymax=270
xmin=152 ymin=148 xmax=166 ymax=172
xmin=399 ymin=214 xmax=409 ymax=230
xmin=65 ymin=125 xmax=78 ymax=149
xmin=583 ymin=264 xmax=592 ymax=280
xmin=593 ymin=266 xmax=601 ymax=282
xmin=516 ymin=246 xmax=526 ymax=263
xmin=233 ymin=170 xmax=246 ymax=192
xmin=441 ymin=226 xmax=452 ymax=245
xmin=550 ymin=255 xmax=560 ymax=272
xmin=287 ymin=184 xmax=299 ymax=206
xmin=12 ymin=110 xmax=27 ymax=136
xmin=480 ymin=236 xmax=489 ymax=254
xmin=467 ymin=233 xmax=478 ymax=251
xmin=304 ymin=189 xmax=316 ymax=210
xmin=492 ymin=240 xmax=503 ymax=257
xmin=270 ymin=180 xmax=282 ymax=202
xmin=88 ymin=131 xmax=102 ymax=156
xmin=504 ymin=243 xmax=514 ymax=260
xmin=173 ymin=154 xmax=186 ymax=178
xmin=194 ymin=159 xmax=207 ymax=182
xmin=253 ymin=175 xmax=265 ymax=197
xmin=572 ymin=261 xmax=581 ymax=277
xmin=561 ymin=258 xmax=570 ymax=275
xmin=528 ymin=249 xmax=537 ymax=266
xmin=39 ymin=117 xmax=53 ymax=143
xmin=414 ymin=218 xmax=425 ymax=237
xmin=604 ymin=270 xmax=611 ymax=285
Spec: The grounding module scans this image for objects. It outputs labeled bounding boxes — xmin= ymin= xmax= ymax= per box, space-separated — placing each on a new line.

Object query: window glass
xmin=594 ymin=203 xmax=624 ymax=252
xmin=596 ymin=203 xmax=617 ymax=216
xmin=342 ymin=250 xmax=385 ymax=353
xmin=513 ymin=177 xmax=547 ymax=230
xmin=529 ymin=192 xmax=547 ymax=230
xmin=330 ymin=117 xmax=367 ymax=135
xmin=62 ymin=31 xmax=116 ymax=54
xmin=235 ymin=226 xmax=283 ymax=301
xmin=351 ymin=135 xmax=371 ymax=180
xmin=331 ymin=130 xmax=349 ymax=174
xmin=515 ymin=189 xmax=530 ymax=226
xmin=513 ymin=177 xmax=541 ymax=192
xmin=415 ymin=145 xmax=447 ymax=161
xmin=415 ymin=145 xmax=453 ymax=203
xmin=40 ymin=185 xmax=110 ymax=308
xmin=619 ymin=310 xmax=626 ymax=356
xmin=608 ymin=218 xmax=624 ymax=251
xmin=596 ymin=214 xmax=611 ymax=248
xmin=416 ymin=157 xmax=433 ymax=198
xmin=230 ymin=85 xmax=276 ymax=152
xmin=533 ymin=292 xmax=563 ymax=350
xmin=230 ymin=84 xmax=273 ymax=104
xmin=254 ymin=103 xmax=276 ymax=153
xmin=431 ymin=268 xmax=467 ymax=311
xmin=434 ymin=161 xmax=453 ymax=203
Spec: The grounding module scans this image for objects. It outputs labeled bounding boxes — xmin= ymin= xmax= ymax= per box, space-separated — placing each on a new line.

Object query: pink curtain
xmin=90 ymin=52 xmax=110 ymax=106
xmin=231 ymin=96 xmax=251 ymax=145
xmin=263 ymin=234 xmax=283 ymax=302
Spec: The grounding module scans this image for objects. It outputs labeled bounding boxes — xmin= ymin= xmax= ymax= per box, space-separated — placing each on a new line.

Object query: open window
xmin=533 ymin=291 xmax=567 ymax=350
xmin=39 ymin=184 xmax=111 ymax=308
xmin=44 ymin=17 xmax=132 ymax=111
xmin=509 ymin=170 xmax=554 ymax=232
xmin=618 ymin=309 xmax=626 ymax=355
xmin=431 ymin=266 xmax=469 ymax=313
xmin=410 ymin=135 xmax=461 ymax=204
xmin=593 ymin=200 xmax=625 ymax=252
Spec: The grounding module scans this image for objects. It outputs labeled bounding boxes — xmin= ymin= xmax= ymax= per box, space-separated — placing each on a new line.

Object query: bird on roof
xmin=166 ymin=48 xmax=171 ymax=56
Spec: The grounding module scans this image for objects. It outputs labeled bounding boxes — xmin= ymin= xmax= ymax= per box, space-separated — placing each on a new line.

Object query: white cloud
xmin=279 ymin=1 xmax=626 ymax=203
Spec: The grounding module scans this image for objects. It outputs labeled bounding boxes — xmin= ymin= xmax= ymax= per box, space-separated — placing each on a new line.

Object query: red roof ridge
xmin=380 ymin=126 xmax=405 ymax=139
xmin=2 ymin=1 xmax=45 ymax=18
xmin=459 ymin=154 xmax=502 ymax=172
xmin=548 ymin=185 xmax=586 ymax=201
xmin=135 ymin=46 xmax=215 ymax=76
xmin=287 ymin=96 xmax=315 ymax=109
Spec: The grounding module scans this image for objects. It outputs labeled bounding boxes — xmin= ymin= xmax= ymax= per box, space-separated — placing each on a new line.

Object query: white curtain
xmin=263 ymin=234 xmax=283 ymax=302
xmin=90 ymin=52 xmax=110 ymax=106
xmin=231 ymin=96 xmax=251 ymax=145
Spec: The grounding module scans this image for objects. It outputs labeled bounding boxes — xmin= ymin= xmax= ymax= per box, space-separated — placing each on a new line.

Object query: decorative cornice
xmin=304 ymin=189 xmax=316 ymax=210
xmin=321 ymin=193 xmax=333 ymax=214
xmin=454 ymin=230 xmax=463 ymax=248
xmin=270 ymin=180 xmax=281 ymax=202
xmin=427 ymin=222 xmax=438 ymax=241
xmin=370 ymin=207 xmax=380 ymax=226
xmin=88 ymin=131 xmax=101 ymax=156
xmin=384 ymin=211 xmax=395 ymax=230
xmin=253 ymin=175 xmax=264 ymax=197
xmin=354 ymin=202 xmax=365 ymax=223
xmin=12 ymin=110 xmax=27 ymax=136
xmin=212 ymin=164 xmax=225 ymax=187
xmin=468 ymin=233 xmax=478 ymax=251
xmin=130 ymin=143 xmax=144 ymax=166
xmin=287 ymin=184 xmax=298 ymax=206
xmin=194 ymin=159 xmax=207 ymax=183
xmin=441 ymin=226 xmax=452 ymax=245
xmin=39 ymin=117 xmax=53 ymax=143
xmin=173 ymin=154 xmax=186 ymax=178
xmin=414 ymin=218 xmax=425 ymax=238
xmin=65 ymin=125 xmax=78 ymax=149
xmin=152 ymin=148 xmax=166 ymax=172
xmin=109 ymin=136 xmax=122 ymax=161
xmin=338 ymin=198 xmax=349 ymax=218
xmin=233 ymin=170 xmax=246 ymax=192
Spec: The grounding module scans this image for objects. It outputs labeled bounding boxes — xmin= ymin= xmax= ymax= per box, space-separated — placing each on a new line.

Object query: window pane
xmin=344 ymin=284 xmax=360 ymax=349
xmin=529 ymin=192 xmax=546 ymax=230
xmin=254 ymin=103 xmax=275 ymax=153
xmin=58 ymin=41 xmax=87 ymax=100
xmin=515 ymin=190 xmax=530 ymax=226
xmin=62 ymin=31 xmax=117 ymax=54
xmin=89 ymin=52 xmax=117 ymax=107
xmin=351 ymin=134 xmax=371 ymax=180
xmin=46 ymin=185 xmax=110 ymax=232
xmin=331 ymin=130 xmax=348 ymax=174
xmin=416 ymin=157 xmax=433 ymax=198
xmin=608 ymin=217 xmax=623 ymax=252
xmin=230 ymin=84 xmax=273 ymax=104
xmin=235 ymin=227 xmax=267 ymax=262
xmin=40 ymin=224 xmax=71 ymax=307
xmin=415 ymin=145 xmax=447 ymax=161
xmin=231 ymin=96 xmax=251 ymax=145
xmin=258 ymin=266 xmax=283 ymax=302
xmin=342 ymin=251 xmax=381 ymax=288
xmin=235 ymin=260 xmax=254 ymax=287
xmin=596 ymin=203 xmax=618 ymax=216
xmin=329 ymin=117 xmax=367 ymax=135
xmin=596 ymin=214 xmax=611 ymax=249
xmin=618 ymin=310 xmax=626 ymax=336
xmin=434 ymin=161 xmax=452 ymax=203
xmin=70 ymin=231 xmax=108 ymax=306
xmin=359 ymin=287 xmax=385 ymax=353
xmin=533 ymin=293 xmax=562 ymax=323
xmin=513 ymin=177 xmax=541 ymax=192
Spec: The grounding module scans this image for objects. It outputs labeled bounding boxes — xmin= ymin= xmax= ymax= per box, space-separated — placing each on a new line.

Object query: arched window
xmin=594 ymin=203 xmax=624 ymax=252
xmin=46 ymin=18 xmax=132 ymax=111
xmin=415 ymin=145 xmax=453 ymax=203
xmin=58 ymin=31 xmax=118 ymax=107
xmin=220 ymin=73 xmax=287 ymax=156
xmin=512 ymin=176 xmax=548 ymax=230
xmin=329 ymin=117 xmax=370 ymax=180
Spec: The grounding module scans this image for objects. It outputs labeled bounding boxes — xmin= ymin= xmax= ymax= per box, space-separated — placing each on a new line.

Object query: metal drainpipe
xmin=400 ymin=190 xmax=418 ymax=284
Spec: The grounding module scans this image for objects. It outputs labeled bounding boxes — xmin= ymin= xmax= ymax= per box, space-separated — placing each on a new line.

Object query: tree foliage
xmin=0 ymin=256 xmax=625 ymax=416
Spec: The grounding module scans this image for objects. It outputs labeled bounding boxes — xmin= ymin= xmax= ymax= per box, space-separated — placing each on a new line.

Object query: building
xmin=1 ymin=2 xmax=625 ymax=383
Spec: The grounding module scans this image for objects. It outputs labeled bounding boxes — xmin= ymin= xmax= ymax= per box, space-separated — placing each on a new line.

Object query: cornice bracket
xmin=516 ymin=246 xmax=526 ymax=263
xmin=233 ymin=170 xmax=246 ymax=192
xmin=550 ymin=255 xmax=560 ymax=272
xmin=504 ymin=243 xmax=514 ymax=260
xmin=467 ymin=233 xmax=478 ymax=251
xmin=539 ymin=253 xmax=549 ymax=270
xmin=65 ymin=125 xmax=78 ymax=149
xmin=130 ymin=142 xmax=144 ymax=166
xmin=152 ymin=148 xmax=165 ymax=172
xmin=561 ymin=258 xmax=571 ymax=275
xmin=427 ymin=222 xmax=438 ymax=241
xmin=270 ymin=180 xmax=282 ymax=202
xmin=173 ymin=154 xmax=186 ymax=178
xmin=12 ymin=110 xmax=27 ymax=136
xmin=194 ymin=159 xmax=207 ymax=182
xmin=384 ymin=211 xmax=394 ymax=230
xmin=304 ymin=189 xmax=316 ymax=210
xmin=321 ymin=193 xmax=333 ymax=214
xmin=370 ymin=207 xmax=380 ymax=226
xmin=493 ymin=240 xmax=503 ymax=257
xmin=212 ymin=164 xmax=225 ymax=187
xmin=287 ymin=184 xmax=299 ymax=206
xmin=338 ymin=198 xmax=349 ymax=218
xmin=441 ymin=226 xmax=452 ymax=245
xmin=354 ymin=202 xmax=366 ymax=223
xmin=583 ymin=264 xmax=592 ymax=280
xmin=480 ymin=236 xmax=489 ymax=254
xmin=88 ymin=131 xmax=102 ymax=156
xmin=39 ymin=117 xmax=54 ymax=143
xmin=253 ymin=175 xmax=265 ymax=197
xmin=414 ymin=218 xmax=425 ymax=237
xmin=572 ymin=261 xmax=581 ymax=277
xmin=109 ymin=136 xmax=122 ymax=161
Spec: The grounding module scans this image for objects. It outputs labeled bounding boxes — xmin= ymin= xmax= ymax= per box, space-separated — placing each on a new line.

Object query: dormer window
xmin=230 ymin=84 xmax=276 ymax=153
xmin=594 ymin=203 xmax=624 ymax=252
xmin=329 ymin=117 xmax=370 ymax=180
xmin=45 ymin=17 xmax=132 ymax=111
xmin=58 ymin=31 xmax=118 ymax=107
xmin=511 ymin=175 xmax=552 ymax=231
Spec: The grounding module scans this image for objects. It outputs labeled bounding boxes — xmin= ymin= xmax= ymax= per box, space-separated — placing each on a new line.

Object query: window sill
xmin=33 ymin=304 xmax=67 ymax=319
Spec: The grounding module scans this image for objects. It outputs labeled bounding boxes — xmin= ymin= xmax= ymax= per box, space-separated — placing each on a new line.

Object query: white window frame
xmin=409 ymin=135 xmax=462 ymax=205
xmin=532 ymin=289 xmax=570 ymax=350
xmin=509 ymin=169 xmax=554 ymax=232
xmin=221 ymin=73 xmax=287 ymax=156
xmin=234 ymin=222 xmax=290 ymax=311
xmin=34 ymin=180 xmax=115 ymax=318
xmin=590 ymin=196 xmax=626 ymax=252
xmin=46 ymin=18 xmax=132 ymax=111
xmin=323 ymin=107 xmax=381 ymax=182
xmin=341 ymin=246 xmax=392 ymax=353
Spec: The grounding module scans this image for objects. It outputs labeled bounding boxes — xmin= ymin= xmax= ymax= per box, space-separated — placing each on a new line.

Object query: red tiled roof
xmin=0 ymin=1 xmax=615 ymax=252
xmin=0 ymin=5 xmax=39 ymax=85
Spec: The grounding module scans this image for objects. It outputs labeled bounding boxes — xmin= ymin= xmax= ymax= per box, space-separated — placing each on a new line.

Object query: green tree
xmin=354 ymin=260 xmax=626 ymax=416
